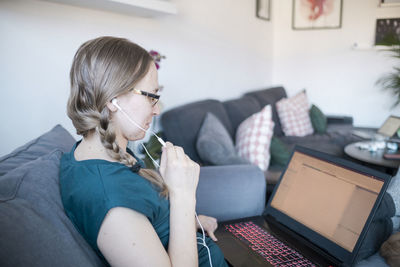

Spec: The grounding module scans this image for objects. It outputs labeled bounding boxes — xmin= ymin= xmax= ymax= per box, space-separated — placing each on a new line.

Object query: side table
xmin=344 ymin=141 xmax=399 ymax=174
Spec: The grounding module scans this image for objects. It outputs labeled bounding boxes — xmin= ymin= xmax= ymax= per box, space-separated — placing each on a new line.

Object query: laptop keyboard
xmin=225 ymin=221 xmax=316 ymax=266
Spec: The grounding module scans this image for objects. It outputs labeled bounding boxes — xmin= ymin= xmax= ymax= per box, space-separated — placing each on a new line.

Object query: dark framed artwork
xmin=375 ymin=18 xmax=400 ymax=45
xmin=292 ymin=0 xmax=343 ymax=30
xmin=256 ymin=0 xmax=271 ymax=21
xmin=379 ymin=0 xmax=400 ymax=7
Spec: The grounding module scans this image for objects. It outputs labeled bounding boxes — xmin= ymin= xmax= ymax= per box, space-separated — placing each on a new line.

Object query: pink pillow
xmin=276 ymin=90 xmax=314 ymax=136
xmin=235 ymin=105 xmax=275 ymax=171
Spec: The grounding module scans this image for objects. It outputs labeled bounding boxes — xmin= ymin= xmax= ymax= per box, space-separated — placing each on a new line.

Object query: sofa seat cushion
xmin=0 ymin=125 xmax=75 ymax=176
xmin=264 ymin=164 xmax=283 ymax=185
xmin=278 ymin=134 xmax=344 ymax=156
xmin=0 ymin=150 xmax=105 ymax=267
xmin=196 ymin=112 xmax=249 ymax=166
xmin=277 ymin=130 xmax=363 ymax=157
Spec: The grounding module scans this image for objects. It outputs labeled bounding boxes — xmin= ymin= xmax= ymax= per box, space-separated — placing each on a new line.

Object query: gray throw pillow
xmin=0 ymin=150 xmax=105 ymax=267
xmin=196 ymin=112 xmax=249 ymax=165
xmin=0 ymin=124 xmax=75 ymax=176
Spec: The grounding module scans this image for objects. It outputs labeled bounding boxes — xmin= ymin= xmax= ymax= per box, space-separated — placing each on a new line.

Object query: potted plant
xmin=376 ymin=36 xmax=400 ymax=108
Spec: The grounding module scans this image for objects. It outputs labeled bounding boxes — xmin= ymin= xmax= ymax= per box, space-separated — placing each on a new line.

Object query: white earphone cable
xmin=141 ymin=143 xmax=160 ymax=168
xmin=113 ymin=99 xmax=210 ymax=265
xmin=195 ymin=212 xmax=213 ymax=267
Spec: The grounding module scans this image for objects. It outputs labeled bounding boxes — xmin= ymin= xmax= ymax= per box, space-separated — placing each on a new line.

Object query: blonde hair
xmin=67 ymin=36 xmax=168 ymax=197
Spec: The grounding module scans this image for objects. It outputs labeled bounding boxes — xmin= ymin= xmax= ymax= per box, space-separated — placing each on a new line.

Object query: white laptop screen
xmin=378 ymin=116 xmax=400 ymax=137
xmin=270 ymin=151 xmax=384 ymax=252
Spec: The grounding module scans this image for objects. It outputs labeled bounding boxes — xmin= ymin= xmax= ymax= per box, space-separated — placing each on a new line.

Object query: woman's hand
xmin=196 ymin=215 xmax=218 ymax=241
xmin=159 ymin=142 xmax=200 ymax=197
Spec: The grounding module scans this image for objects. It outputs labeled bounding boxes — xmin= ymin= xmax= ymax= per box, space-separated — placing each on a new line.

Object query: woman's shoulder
xmin=60 ymin=145 xmax=149 ymax=191
xmin=61 ymin=153 xmax=150 ymax=188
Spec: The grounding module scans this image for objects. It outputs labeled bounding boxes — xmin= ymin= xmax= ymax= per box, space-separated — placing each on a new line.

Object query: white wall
xmin=1 ymin=0 xmax=400 ymax=156
xmin=272 ymin=0 xmax=400 ymax=127
xmin=0 ymin=0 xmax=273 ymax=156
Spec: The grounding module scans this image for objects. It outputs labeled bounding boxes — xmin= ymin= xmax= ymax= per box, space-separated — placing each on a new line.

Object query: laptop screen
xmin=378 ymin=115 xmax=400 ymax=137
xmin=270 ymin=151 xmax=384 ymax=253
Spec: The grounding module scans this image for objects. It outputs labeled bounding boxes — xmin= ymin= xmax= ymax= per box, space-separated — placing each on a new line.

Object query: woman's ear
xmin=106 ymin=100 xmax=118 ymax=113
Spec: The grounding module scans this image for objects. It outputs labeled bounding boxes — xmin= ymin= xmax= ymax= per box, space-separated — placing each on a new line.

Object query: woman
xmin=59 ymin=36 xmax=228 ymax=267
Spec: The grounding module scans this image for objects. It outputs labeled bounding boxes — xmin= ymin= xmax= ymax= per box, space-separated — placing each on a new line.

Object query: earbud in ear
xmin=110 ymin=97 xmax=166 ymax=148
xmin=111 ymin=98 xmax=121 ymax=110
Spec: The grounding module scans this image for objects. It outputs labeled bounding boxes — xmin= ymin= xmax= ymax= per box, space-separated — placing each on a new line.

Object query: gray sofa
xmin=160 ymin=86 xmax=394 ymax=266
xmin=161 ymin=86 xmax=362 ymax=188
xmin=0 ymin=124 xmax=266 ymax=267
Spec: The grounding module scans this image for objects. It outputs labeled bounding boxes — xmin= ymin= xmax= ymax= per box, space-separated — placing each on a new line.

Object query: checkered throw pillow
xmin=276 ymin=90 xmax=314 ymax=136
xmin=235 ymin=105 xmax=275 ymax=171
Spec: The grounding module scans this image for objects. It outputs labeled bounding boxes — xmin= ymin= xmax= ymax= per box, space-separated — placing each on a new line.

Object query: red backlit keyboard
xmin=225 ymin=221 xmax=316 ymax=267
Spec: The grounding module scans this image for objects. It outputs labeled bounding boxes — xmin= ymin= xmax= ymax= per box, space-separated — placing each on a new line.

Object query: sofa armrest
xmin=195 ymin=164 xmax=266 ymax=222
xmin=326 ymin=115 xmax=353 ymax=125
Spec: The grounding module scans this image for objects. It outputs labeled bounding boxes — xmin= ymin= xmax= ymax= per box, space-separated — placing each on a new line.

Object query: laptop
xmin=215 ymin=146 xmax=392 ymax=267
xmin=352 ymin=115 xmax=400 ymax=140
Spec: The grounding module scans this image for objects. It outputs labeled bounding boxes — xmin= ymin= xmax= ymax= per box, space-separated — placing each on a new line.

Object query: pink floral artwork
xmin=301 ymin=0 xmax=334 ymax=21
xmin=292 ymin=0 xmax=342 ymax=30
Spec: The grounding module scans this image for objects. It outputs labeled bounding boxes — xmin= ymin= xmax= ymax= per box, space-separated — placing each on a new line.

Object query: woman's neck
xmin=74 ymin=131 xmax=129 ymax=162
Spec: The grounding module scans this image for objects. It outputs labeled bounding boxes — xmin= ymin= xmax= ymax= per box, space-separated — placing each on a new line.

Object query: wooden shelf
xmin=42 ymin=0 xmax=178 ymax=17
xmin=379 ymin=3 xmax=400 ymax=7
xmin=351 ymin=43 xmax=400 ymax=51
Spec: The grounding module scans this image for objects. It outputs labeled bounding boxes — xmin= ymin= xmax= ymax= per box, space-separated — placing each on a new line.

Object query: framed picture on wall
xmin=256 ymin=0 xmax=270 ymax=21
xmin=375 ymin=18 xmax=400 ymax=45
xmin=292 ymin=0 xmax=343 ymax=30
xmin=379 ymin=0 xmax=400 ymax=7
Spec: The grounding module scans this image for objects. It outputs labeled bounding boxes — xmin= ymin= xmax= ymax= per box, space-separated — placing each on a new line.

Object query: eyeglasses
xmin=133 ymin=88 xmax=161 ymax=106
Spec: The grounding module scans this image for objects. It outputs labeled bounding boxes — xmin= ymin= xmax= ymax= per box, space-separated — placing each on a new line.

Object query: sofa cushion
xmin=244 ymin=87 xmax=287 ymax=136
xmin=196 ymin=113 xmax=249 ymax=166
xmin=310 ymin=104 xmax=327 ymax=134
xmin=380 ymin=231 xmax=400 ymax=267
xmin=355 ymin=252 xmax=389 ymax=267
xmin=223 ymin=96 xmax=262 ymax=140
xmin=276 ymin=90 xmax=314 ymax=137
xmin=236 ymin=105 xmax=274 ymax=171
xmin=270 ymin=136 xmax=291 ymax=167
xmin=161 ymin=99 xmax=233 ymax=164
xmin=0 ymin=124 xmax=75 ymax=176
xmin=0 ymin=150 xmax=105 ymax=267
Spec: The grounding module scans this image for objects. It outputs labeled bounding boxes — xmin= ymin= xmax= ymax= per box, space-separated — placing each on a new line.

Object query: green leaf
xmin=376 ymin=38 xmax=400 ymax=109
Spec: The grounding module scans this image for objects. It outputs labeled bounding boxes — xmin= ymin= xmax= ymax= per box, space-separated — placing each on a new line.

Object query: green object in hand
xmin=142 ymin=131 xmax=163 ymax=169
xmin=309 ymin=104 xmax=327 ymax=134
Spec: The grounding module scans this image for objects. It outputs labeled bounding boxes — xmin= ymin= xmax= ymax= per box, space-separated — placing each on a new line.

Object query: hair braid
xmin=97 ymin=107 xmax=134 ymax=167
xmin=97 ymin=107 xmax=168 ymax=197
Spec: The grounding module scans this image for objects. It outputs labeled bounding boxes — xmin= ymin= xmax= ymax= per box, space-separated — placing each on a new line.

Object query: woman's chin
xmin=126 ymin=131 xmax=146 ymax=142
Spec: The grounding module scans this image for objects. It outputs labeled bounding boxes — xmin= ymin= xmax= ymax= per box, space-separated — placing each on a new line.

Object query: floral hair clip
xmin=149 ymin=50 xmax=166 ymax=70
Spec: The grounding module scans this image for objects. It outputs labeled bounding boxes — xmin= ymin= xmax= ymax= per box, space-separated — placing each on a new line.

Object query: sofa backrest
xmin=0 ymin=124 xmax=76 ymax=176
xmin=244 ymin=86 xmax=287 ymax=136
xmin=0 ymin=125 xmax=106 ymax=267
xmin=222 ymin=96 xmax=262 ymax=141
xmin=161 ymin=99 xmax=233 ymax=164
xmin=161 ymin=87 xmax=288 ymax=164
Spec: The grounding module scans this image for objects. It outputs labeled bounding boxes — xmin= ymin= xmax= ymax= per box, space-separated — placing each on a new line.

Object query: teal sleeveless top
xmin=59 ymin=142 xmax=228 ymax=267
